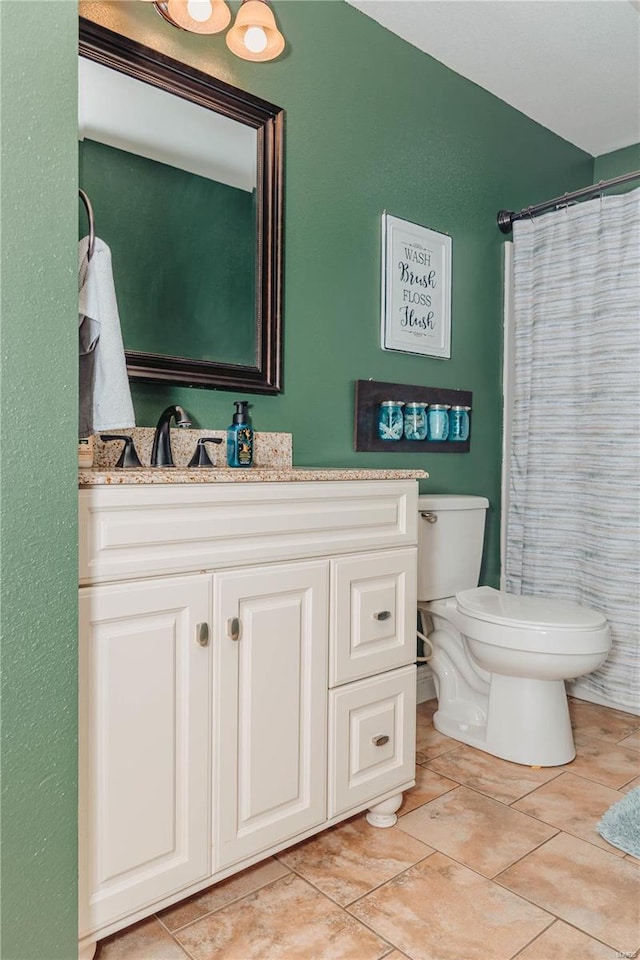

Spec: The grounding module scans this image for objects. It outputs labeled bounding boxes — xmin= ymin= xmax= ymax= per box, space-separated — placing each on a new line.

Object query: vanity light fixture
xmin=154 ymin=0 xmax=231 ymax=35
xmin=225 ymin=0 xmax=285 ymax=62
xmin=146 ymin=0 xmax=285 ymax=61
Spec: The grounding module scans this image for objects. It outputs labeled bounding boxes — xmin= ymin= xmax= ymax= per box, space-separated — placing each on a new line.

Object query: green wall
xmin=79 ymin=139 xmax=256 ymax=364
xmin=2 ymin=1 xmax=598 ymax=956
xmin=594 ymin=142 xmax=640 ymax=183
xmin=0 ymin=3 xmax=79 ymax=958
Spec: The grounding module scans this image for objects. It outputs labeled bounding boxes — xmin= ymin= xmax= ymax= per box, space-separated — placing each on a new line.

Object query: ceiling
xmin=79 ymin=58 xmax=256 ymax=192
xmin=346 ymin=0 xmax=640 ymax=157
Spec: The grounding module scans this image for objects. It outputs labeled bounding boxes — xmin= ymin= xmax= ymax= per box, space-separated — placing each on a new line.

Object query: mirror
xmin=79 ymin=18 xmax=284 ymax=394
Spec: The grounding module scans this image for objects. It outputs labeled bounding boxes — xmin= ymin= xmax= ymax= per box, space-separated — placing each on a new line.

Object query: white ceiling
xmin=79 ymin=58 xmax=257 ymax=192
xmin=346 ymin=0 xmax=640 ymax=157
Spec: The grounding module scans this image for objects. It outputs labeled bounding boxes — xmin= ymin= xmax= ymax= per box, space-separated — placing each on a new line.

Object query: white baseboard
xmin=567 ymin=680 xmax=640 ymax=717
xmin=417 ymin=663 xmax=436 ymax=704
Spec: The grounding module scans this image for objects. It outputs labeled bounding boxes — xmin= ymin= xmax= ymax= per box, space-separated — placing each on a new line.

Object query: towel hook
xmin=79 ymin=188 xmax=96 ymax=261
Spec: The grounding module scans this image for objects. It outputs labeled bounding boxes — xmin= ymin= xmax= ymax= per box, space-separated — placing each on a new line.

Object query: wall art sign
xmin=381 ymin=213 xmax=452 ymax=359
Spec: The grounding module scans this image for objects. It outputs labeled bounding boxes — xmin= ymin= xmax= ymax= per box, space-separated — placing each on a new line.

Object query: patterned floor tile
xmin=348 ymin=852 xmax=552 ymax=960
xmin=157 ymin=858 xmax=291 ymax=932
xmin=516 ymin=919 xmax=621 ymax=959
xmin=621 ymin=775 xmax=640 ymax=792
xmin=415 ymin=724 xmax=461 ymax=764
xmin=426 ymin=743 xmax=561 ymax=803
xmin=96 ymin=917 xmax=189 ymax=960
xmin=397 ymin=765 xmax=458 ymax=816
xmin=417 ymin=699 xmax=437 ymax=718
xmin=569 ymin=699 xmax=640 ymax=743
xmin=175 ymin=874 xmax=390 ymax=960
xmin=498 ymin=831 xmax=640 ymax=954
xmin=512 ymin=771 xmax=628 ymax=856
xmin=561 ymin=735 xmax=640 ymax=789
xmin=397 ymin=785 xmax=556 ymax=877
xmin=618 ymin=730 xmax=640 ymax=751
xmin=277 ymin=814 xmax=433 ymax=906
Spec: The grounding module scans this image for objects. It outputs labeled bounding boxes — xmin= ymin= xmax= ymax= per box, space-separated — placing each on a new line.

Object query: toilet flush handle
xmin=420 ymin=511 xmax=438 ymax=523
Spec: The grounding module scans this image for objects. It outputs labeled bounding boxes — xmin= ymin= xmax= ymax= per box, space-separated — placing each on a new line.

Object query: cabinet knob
xmin=227 ymin=617 xmax=241 ymax=642
xmin=420 ymin=511 xmax=438 ymax=524
xmin=371 ymin=735 xmax=390 ymax=747
xmin=373 ymin=610 xmax=392 ymax=621
xmin=196 ymin=622 xmax=210 ymax=647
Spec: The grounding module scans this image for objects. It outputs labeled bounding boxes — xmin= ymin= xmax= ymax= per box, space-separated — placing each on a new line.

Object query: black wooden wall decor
xmin=354 ymin=379 xmax=472 ymax=453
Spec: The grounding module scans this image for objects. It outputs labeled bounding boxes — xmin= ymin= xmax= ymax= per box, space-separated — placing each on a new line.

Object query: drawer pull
xmin=372 ymin=734 xmax=390 ymax=747
xmin=227 ymin=617 xmax=241 ymax=642
xmin=420 ymin=511 xmax=438 ymax=524
xmin=196 ymin=622 xmax=210 ymax=647
xmin=373 ymin=610 xmax=392 ymax=621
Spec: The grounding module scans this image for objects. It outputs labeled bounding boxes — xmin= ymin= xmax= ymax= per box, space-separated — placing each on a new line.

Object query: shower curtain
xmin=505 ymin=187 xmax=640 ymax=714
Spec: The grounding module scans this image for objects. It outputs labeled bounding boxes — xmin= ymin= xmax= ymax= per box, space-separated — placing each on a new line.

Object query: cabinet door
xmin=214 ymin=561 xmax=329 ymax=870
xmin=330 ymin=548 xmax=417 ymax=686
xmin=79 ymin=575 xmax=211 ymax=937
xmin=328 ymin=664 xmax=417 ymax=818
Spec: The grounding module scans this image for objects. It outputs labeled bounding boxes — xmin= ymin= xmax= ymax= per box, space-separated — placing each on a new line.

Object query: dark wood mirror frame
xmin=79 ymin=17 xmax=284 ymax=394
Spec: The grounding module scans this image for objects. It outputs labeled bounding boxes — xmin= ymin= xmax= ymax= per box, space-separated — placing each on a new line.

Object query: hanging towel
xmin=79 ymin=235 xmax=135 ymax=438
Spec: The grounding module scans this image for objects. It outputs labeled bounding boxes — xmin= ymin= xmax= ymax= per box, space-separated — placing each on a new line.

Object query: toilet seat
xmin=454 ymin=586 xmax=610 ymax=655
xmin=456 ymin=586 xmax=607 ymax=630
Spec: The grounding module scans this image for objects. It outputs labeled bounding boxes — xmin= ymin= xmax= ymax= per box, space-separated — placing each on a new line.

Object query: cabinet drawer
xmin=328 ymin=665 xmax=416 ymax=818
xmin=79 ymin=481 xmax=417 ymax=584
xmin=330 ymin=548 xmax=417 ymax=686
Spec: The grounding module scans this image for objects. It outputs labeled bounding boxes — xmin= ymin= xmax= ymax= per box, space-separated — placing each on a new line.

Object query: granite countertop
xmin=79 ymin=466 xmax=428 ymax=486
xmin=79 ymin=428 xmax=428 ymax=485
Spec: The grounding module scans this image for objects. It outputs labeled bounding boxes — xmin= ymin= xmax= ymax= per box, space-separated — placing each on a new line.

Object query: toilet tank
xmin=417 ymin=495 xmax=489 ymax=601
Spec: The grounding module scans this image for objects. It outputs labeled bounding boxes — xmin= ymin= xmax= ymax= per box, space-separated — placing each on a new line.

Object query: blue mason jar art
xmin=376 ymin=397 xmax=470 ymax=444
xmin=427 ymin=404 xmax=451 ymax=441
xmin=403 ymin=402 xmax=428 ymax=440
xmin=449 ymin=405 xmax=471 ymax=441
xmin=378 ymin=401 xmax=404 ymax=440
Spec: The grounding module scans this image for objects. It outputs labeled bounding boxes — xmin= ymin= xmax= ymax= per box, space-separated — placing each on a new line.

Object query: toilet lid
xmin=456 ymin=586 xmax=607 ymax=630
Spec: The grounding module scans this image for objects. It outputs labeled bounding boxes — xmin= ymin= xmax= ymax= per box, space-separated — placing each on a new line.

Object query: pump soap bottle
xmin=227 ymin=401 xmax=254 ymax=468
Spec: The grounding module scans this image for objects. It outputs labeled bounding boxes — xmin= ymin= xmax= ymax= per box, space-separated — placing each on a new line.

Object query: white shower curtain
xmin=505 ymin=187 xmax=640 ymax=714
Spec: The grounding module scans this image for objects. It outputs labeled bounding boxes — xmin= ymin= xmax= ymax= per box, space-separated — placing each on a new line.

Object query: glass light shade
xmin=226 ymin=0 xmax=285 ymax=62
xmin=162 ymin=0 xmax=231 ymax=34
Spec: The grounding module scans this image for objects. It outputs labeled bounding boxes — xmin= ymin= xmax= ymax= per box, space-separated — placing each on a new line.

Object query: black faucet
xmin=150 ymin=405 xmax=192 ymax=467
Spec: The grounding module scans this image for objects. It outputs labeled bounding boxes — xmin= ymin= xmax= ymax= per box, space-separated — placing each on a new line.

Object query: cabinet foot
xmin=366 ymin=793 xmax=403 ymax=828
xmin=79 ymin=942 xmax=97 ymax=960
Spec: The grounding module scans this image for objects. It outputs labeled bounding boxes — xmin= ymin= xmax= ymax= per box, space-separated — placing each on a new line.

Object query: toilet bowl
xmin=418 ymin=496 xmax=611 ymax=767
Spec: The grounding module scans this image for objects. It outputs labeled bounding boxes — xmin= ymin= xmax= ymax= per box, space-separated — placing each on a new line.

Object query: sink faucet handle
xmin=100 ymin=434 xmax=143 ymax=469
xmin=187 ymin=437 xmax=222 ymax=468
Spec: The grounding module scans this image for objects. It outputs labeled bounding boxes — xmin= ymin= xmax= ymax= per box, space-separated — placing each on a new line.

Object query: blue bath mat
xmin=597 ymin=786 xmax=640 ymax=858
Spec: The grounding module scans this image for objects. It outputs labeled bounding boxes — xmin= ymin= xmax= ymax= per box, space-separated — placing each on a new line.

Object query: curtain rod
xmin=497 ymin=169 xmax=640 ymax=234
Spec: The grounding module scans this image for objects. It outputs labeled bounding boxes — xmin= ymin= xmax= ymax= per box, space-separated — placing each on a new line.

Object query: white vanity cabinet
xmin=78 ymin=575 xmax=211 ymax=937
xmin=213 ymin=559 xmax=329 ymax=869
xmin=78 ymin=478 xmax=418 ymax=957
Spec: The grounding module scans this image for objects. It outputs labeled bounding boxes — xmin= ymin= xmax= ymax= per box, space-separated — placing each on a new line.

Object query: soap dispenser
xmin=227 ymin=401 xmax=254 ymax=468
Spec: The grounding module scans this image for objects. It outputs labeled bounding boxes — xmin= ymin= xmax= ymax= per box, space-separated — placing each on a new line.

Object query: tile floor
xmin=95 ymin=697 xmax=640 ymax=960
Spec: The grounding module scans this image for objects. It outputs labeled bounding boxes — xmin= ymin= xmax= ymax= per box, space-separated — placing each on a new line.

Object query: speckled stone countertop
xmin=79 ymin=466 xmax=429 ymax=485
xmin=79 ymin=428 xmax=428 ymax=485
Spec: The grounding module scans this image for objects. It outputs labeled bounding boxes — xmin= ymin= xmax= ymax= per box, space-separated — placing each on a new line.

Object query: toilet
xmin=417 ymin=495 xmax=611 ymax=766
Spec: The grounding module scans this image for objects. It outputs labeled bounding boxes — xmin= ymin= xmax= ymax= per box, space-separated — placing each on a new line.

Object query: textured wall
xmin=0 ymin=2 xmax=79 ymax=958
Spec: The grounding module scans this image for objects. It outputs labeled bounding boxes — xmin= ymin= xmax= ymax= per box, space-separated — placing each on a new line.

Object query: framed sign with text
xmin=381 ymin=213 xmax=451 ymax=359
